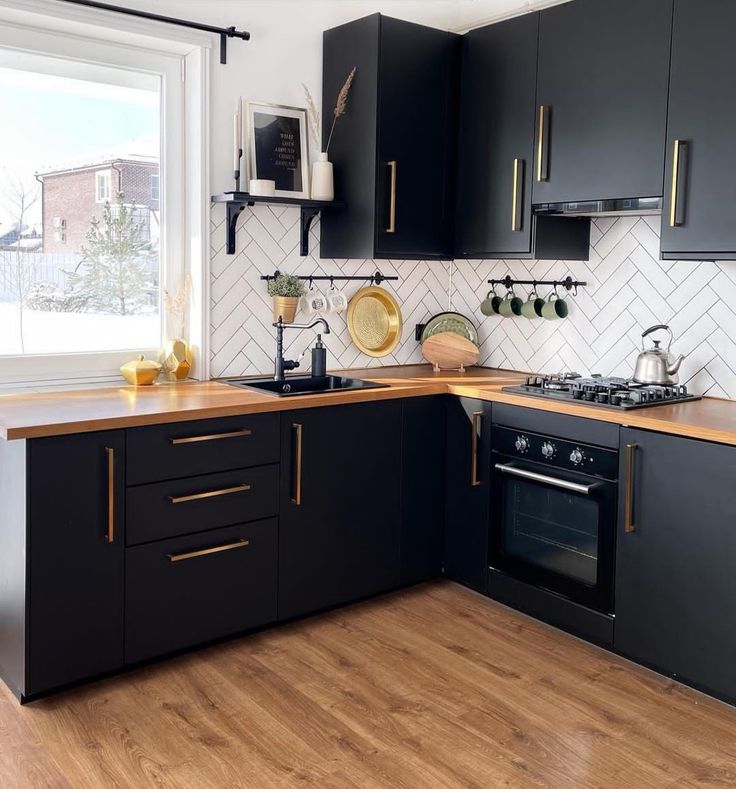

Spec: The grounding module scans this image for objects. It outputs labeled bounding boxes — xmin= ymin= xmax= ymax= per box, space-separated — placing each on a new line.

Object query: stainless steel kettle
xmin=633 ymin=324 xmax=685 ymax=385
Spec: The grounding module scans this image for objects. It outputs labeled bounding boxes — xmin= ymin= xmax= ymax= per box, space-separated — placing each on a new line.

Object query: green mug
xmin=480 ymin=290 xmax=502 ymax=316
xmin=499 ymin=291 xmax=523 ymax=317
xmin=541 ymin=293 xmax=569 ymax=320
xmin=521 ymin=291 xmax=545 ymax=319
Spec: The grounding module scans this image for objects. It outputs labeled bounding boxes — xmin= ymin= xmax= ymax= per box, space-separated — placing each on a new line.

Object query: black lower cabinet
xmin=278 ymin=401 xmax=402 ymax=620
xmin=615 ymin=429 xmax=736 ymax=702
xmin=400 ymin=397 xmax=445 ymax=585
xmin=444 ymin=398 xmax=492 ymax=592
xmin=27 ymin=431 xmax=125 ymax=697
xmin=125 ymin=520 xmax=277 ymax=663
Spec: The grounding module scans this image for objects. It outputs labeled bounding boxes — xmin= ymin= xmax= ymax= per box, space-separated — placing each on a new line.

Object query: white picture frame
xmin=243 ymin=100 xmax=309 ymax=199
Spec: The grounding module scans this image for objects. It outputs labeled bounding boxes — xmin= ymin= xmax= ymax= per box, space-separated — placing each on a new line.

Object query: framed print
xmin=243 ymin=101 xmax=309 ymax=198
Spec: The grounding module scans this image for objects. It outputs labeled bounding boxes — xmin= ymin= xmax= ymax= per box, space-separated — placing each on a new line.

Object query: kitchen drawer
xmin=126 ymin=414 xmax=279 ymax=485
xmin=126 ymin=465 xmax=278 ymax=546
xmin=125 ymin=519 xmax=277 ymax=664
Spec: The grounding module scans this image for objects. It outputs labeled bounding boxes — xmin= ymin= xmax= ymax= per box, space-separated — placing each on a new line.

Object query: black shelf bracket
xmin=56 ymin=0 xmax=250 ymax=64
xmin=300 ymin=206 xmax=322 ymax=257
xmin=226 ymin=202 xmax=248 ymax=256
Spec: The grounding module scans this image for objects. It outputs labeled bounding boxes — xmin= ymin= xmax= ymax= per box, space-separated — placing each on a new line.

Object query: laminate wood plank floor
xmin=2 ymin=581 xmax=735 ymax=788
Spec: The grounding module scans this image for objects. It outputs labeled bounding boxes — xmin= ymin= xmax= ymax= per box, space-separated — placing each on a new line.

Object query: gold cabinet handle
xmin=169 ymin=483 xmax=251 ymax=505
xmin=512 ymin=158 xmax=524 ymax=232
xmin=167 ymin=538 xmax=250 ymax=563
xmin=624 ymin=443 xmax=638 ymax=533
xmin=669 ymin=139 xmax=688 ymax=227
xmin=386 ymin=160 xmax=397 ymax=233
xmin=170 ymin=428 xmax=252 ymax=445
xmin=470 ymin=411 xmax=482 ymax=487
xmin=536 ymin=105 xmax=549 ymax=182
xmin=292 ymin=422 xmax=303 ymax=505
xmin=105 ymin=446 xmax=115 ymax=543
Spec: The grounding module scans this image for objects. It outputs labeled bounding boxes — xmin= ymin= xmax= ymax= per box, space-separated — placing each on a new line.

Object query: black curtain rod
xmin=56 ymin=0 xmax=250 ymax=64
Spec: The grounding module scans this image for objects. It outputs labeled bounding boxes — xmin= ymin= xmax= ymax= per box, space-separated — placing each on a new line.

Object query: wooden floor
xmin=2 ymin=582 xmax=736 ymax=788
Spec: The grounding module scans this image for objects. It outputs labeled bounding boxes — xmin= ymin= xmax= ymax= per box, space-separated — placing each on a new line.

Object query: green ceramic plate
xmin=420 ymin=312 xmax=478 ymax=345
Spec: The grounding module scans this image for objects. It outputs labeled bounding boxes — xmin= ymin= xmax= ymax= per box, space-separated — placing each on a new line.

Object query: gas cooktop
xmin=503 ymin=373 xmax=701 ymax=410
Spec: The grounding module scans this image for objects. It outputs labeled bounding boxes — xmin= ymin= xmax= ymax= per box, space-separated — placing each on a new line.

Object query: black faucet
xmin=272 ymin=317 xmax=331 ymax=381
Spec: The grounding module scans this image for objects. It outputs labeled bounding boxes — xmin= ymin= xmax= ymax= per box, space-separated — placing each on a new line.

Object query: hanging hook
xmin=330 ymin=275 xmax=334 ymax=289
xmin=309 ymin=276 xmax=314 ymax=290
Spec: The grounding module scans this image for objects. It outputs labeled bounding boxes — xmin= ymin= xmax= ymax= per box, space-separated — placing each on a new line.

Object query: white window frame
xmin=95 ymin=169 xmax=112 ymax=203
xmin=0 ymin=0 xmax=210 ymax=385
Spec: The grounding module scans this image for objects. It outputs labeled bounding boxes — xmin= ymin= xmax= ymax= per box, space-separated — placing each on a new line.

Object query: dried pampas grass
xmin=302 ymin=83 xmax=321 ymax=148
xmin=326 ymin=66 xmax=356 ymax=152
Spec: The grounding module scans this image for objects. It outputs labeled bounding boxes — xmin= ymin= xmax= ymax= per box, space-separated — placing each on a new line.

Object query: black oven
xmin=490 ymin=426 xmax=618 ymax=614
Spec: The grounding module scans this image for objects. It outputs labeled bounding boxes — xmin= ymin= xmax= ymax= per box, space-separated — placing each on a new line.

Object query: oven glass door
xmin=491 ymin=458 xmax=616 ymax=613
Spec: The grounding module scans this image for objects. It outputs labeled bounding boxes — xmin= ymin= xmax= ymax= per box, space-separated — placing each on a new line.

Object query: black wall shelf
xmin=212 ymin=193 xmax=345 ymax=257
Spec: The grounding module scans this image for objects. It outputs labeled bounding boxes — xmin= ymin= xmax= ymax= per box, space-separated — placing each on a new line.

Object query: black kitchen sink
xmin=223 ymin=375 xmax=388 ymax=397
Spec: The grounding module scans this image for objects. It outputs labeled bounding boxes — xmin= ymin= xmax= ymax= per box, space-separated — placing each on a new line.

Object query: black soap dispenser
xmin=311 ymin=334 xmax=327 ymax=378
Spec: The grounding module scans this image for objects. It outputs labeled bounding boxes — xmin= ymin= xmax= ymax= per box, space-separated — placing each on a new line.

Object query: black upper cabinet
xmin=532 ymin=0 xmax=673 ymax=205
xmin=444 ymin=397 xmax=492 ymax=592
xmin=661 ymin=0 xmax=736 ymax=259
xmin=615 ymin=429 xmax=736 ymax=703
xmin=27 ymin=431 xmax=125 ymax=696
xmin=278 ymin=401 xmax=403 ymax=620
xmin=321 ymin=14 xmax=458 ymax=260
xmin=455 ymin=14 xmax=590 ymax=260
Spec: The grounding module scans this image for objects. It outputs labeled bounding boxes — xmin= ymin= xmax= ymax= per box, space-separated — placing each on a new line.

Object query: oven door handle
xmin=494 ymin=463 xmax=599 ymax=496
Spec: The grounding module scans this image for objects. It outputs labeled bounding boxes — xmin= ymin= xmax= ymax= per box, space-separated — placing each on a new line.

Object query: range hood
xmin=533 ymin=196 xmax=662 ymax=218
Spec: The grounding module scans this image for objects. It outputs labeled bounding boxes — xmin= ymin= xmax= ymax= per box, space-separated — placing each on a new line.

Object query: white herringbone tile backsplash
xmin=210 ymin=206 xmax=736 ymax=399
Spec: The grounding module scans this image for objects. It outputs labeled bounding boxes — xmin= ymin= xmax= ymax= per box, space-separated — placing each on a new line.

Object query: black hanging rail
xmin=56 ymin=0 xmax=250 ymax=64
xmin=488 ymin=275 xmax=587 ymax=294
xmin=261 ymin=270 xmax=398 ymax=286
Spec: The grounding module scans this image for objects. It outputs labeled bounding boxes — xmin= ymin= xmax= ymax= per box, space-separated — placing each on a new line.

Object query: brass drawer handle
xmin=669 ymin=139 xmax=688 ymax=228
xmin=512 ymin=158 xmax=524 ymax=232
xmin=170 ymin=428 xmax=252 ymax=445
xmin=471 ymin=411 xmax=482 ymax=487
xmin=386 ymin=160 xmax=397 ymax=233
xmin=169 ymin=483 xmax=251 ymax=505
xmin=105 ymin=446 xmax=115 ymax=543
xmin=167 ymin=538 xmax=250 ymax=563
xmin=292 ymin=422 xmax=303 ymax=505
xmin=624 ymin=443 xmax=638 ymax=533
xmin=536 ymin=105 xmax=549 ymax=182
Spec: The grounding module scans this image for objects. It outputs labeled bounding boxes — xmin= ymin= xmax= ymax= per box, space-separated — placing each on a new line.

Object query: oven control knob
xmin=569 ymin=448 xmax=584 ymax=465
xmin=541 ymin=441 xmax=556 ymax=459
xmin=515 ymin=435 xmax=529 ymax=453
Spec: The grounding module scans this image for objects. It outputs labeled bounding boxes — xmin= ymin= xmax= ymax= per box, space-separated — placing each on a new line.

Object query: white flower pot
xmin=311 ymin=152 xmax=334 ymax=201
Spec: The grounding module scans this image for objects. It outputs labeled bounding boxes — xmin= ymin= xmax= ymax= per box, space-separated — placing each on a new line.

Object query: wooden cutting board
xmin=421 ymin=332 xmax=480 ymax=371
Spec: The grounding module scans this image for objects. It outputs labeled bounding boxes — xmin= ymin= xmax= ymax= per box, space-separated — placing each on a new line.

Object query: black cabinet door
xmin=455 ymin=14 xmax=538 ymax=257
xmin=400 ymin=397 xmax=445 ymax=585
xmin=278 ymin=401 xmax=402 ymax=620
xmin=616 ymin=429 xmax=736 ymax=702
xmin=444 ymin=398 xmax=492 ymax=592
xmin=375 ymin=16 xmax=458 ymax=258
xmin=660 ymin=0 xmax=736 ymax=259
xmin=533 ymin=0 xmax=672 ymax=205
xmin=27 ymin=431 xmax=125 ymax=695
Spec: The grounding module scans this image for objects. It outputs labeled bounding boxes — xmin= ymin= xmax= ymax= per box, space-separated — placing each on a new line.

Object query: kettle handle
xmin=641 ymin=324 xmax=672 ymax=350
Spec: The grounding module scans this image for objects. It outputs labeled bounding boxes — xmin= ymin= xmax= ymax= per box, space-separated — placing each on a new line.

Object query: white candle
xmin=233 ymin=102 xmax=242 ymax=173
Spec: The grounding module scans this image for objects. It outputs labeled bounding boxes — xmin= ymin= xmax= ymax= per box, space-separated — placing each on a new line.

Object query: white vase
xmin=311 ymin=152 xmax=334 ymax=201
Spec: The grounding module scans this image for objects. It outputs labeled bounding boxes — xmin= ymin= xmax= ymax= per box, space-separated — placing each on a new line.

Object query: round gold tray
xmin=347 ymin=286 xmax=403 ymax=357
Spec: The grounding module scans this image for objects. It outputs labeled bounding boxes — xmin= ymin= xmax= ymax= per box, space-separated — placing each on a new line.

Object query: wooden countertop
xmin=2 ymin=364 xmax=736 ymax=447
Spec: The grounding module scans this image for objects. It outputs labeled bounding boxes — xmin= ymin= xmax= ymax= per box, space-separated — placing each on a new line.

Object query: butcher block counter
xmin=2 ymin=364 xmax=736 ymax=446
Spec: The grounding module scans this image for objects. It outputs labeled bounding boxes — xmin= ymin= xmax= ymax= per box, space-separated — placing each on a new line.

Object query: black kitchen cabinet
xmin=400 ymin=397 xmax=445 ymax=585
xmin=660 ymin=0 xmax=736 ymax=259
xmin=444 ymin=398 xmax=492 ymax=592
xmin=27 ymin=431 xmax=125 ymax=696
xmin=615 ymin=429 xmax=736 ymax=702
xmin=278 ymin=401 xmax=403 ymax=620
xmin=532 ymin=0 xmax=672 ymax=206
xmin=455 ymin=14 xmax=589 ymax=260
xmin=321 ymin=14 xmax=458 ymax=260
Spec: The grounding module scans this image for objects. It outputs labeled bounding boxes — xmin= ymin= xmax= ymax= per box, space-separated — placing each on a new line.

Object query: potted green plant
xmin=267 ymin=273 xmax=306 ymax=324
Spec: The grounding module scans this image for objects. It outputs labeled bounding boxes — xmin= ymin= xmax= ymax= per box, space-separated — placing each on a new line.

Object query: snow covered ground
xmin=0 ymin=302 xmax=160 ymax=356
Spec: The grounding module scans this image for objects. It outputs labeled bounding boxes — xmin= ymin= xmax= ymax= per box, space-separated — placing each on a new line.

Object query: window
xmin=0 ymin=7 xmax=207 ymax=384
xmin=95 ymin=170 xmax=112 ymax=203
